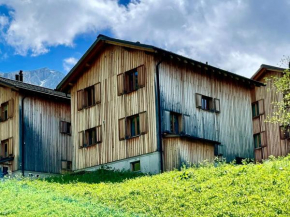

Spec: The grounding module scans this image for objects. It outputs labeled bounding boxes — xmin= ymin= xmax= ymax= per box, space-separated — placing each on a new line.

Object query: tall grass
xmin=1 ymin=156 xmax=290 ymax=216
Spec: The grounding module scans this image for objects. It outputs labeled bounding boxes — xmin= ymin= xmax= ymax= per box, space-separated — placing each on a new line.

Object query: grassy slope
xmin=1 ymin=156 xmax=290 ymax=216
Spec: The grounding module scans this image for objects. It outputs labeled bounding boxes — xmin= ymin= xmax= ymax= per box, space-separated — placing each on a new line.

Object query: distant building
xmin=251 ymin=64 xmax=290 ymax=161
xmin=0 ymin=72 xmax=71 ymax=176
xmin=56 ymin=35 xmax=263 ymax=173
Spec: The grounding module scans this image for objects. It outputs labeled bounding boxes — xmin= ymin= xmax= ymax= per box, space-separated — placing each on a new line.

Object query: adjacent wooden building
xmin=0 ymin=74 xmax=71 ymax=176
xmin=251 ymin=64 xmax=290 ymax=161
xmin=57 ymin=35 xmax=263 ymax=173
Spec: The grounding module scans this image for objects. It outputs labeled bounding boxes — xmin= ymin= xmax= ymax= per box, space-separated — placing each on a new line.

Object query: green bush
xmin=1 ymin=156 xmax=290 ymax=216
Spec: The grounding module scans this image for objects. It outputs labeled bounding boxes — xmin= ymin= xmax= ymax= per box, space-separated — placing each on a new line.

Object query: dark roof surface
xmin=0 ymin=76 xmax=70 ymax=99
xmin=57 ymin=34 xmax=264 ymax=91
xmin=251 ymin=64 xmax=286 ymax=80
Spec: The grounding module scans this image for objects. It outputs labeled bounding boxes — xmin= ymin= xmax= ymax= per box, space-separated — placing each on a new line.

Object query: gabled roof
xmin=0 ymin=76 xmax=70 ymax=99
xmin=56 ymin=34 xmax=264 ymax=91
xmin=252 ymin=64 xmax=285 ymax=81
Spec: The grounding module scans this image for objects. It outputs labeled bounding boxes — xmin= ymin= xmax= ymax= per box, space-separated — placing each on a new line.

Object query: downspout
xmin=21 ymin=96 xmax=27 ymax=176
xmin=156 ymin=58 xmax=164 ymax=173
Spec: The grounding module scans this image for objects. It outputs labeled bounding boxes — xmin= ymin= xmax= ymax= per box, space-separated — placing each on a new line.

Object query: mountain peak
xmin=0 ymin=68 xmax=65 ymax=89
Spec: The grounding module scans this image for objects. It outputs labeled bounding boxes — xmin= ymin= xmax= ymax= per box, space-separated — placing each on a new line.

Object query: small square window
xmin=126 ymin=69 xmax=139 ymax=93
xmin=201 ymin=96 xmax=212 ymax=111
xmin=252 ymin=102 xmax=259 ymax=117
xmin=84 ymin=86 xmax=95 ymax=107
xmin=85 ymin=128 xmax=97 ymax=147
xmin=60 ymin=121 xmax=71 ymax=135
xmin=0 ymin=139 xmax=10 ymax=159
xmin=61 ymin=161 xmax=72 ymax=171
xmin=1 ymin=102 xmax=8 ymax=121
xmin=170 ymin=112 xmax=180 ymax=134
xmin=127 ymin=115 xmax=140 ymax=138
xmin=131 ymin=161 xmax=140 ymax=172
xmin=253 ymin=133 xmax=262 ymax=148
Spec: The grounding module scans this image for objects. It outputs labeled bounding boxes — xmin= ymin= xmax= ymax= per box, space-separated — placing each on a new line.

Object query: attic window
xmin=196 ymin=94 xmax=219 ymax=112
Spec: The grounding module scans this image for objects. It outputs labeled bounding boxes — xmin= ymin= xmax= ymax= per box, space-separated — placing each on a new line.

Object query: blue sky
xmin=0 ymin=0 xmax=290 ymax=77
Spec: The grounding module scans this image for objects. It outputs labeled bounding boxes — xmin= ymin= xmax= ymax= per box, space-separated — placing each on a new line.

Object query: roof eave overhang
xmin=56 ymin=38 xmax=156 ymax=92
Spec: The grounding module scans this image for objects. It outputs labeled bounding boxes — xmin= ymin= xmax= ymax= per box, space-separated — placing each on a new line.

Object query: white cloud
xmin=63 ymin=57 xmax=78 ymax=72
xmin=0 ymin=0 xmax=125 ymax=56
xmin=1 ymin=0 xmax=290 ymax=77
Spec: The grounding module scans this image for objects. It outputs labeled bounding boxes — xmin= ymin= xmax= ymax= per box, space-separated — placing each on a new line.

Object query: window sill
xmin=60 ymin=133 xmax=71 ymax=136
xmin=79 ymin=142 xmax=102 ymax=149
xmin=78 ymin=103 xmax=101 ymax=111
xmin=126 ymin=135 xmax=141 ymax=140
xmin=0 ymin=119 xmax=9 ymax=123
xmin=197 ymin=107 xmax=218 ymax=113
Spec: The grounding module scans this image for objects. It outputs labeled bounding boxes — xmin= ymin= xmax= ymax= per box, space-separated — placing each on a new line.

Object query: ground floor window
xmin=131 ymin=161 xmax=141 ymax=172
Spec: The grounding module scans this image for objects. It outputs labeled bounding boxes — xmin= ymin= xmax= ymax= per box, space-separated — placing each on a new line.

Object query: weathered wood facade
xmin=57 ymin=35 xmax=263 ymax=172
xmin=0 ymin=85 xmax=19 ymax=174
xmin=0 ymin=77 xmax=71 ymax=175
xmin=251 ymin=65 xmax=290 ymax=161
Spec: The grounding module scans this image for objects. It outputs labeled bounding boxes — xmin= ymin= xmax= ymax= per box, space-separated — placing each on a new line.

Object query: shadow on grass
xmin=44 ymin=168 xmax=147 ymax=184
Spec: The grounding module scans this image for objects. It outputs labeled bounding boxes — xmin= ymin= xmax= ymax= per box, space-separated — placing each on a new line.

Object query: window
xmin=170 ymin=112 xmax=180 ymax=134
xmin=119 ymin=112 xmax=148 ymax=140
xmin=196 ymin=93 xmax=218 ymax=112
xmin=127 ymin=69 xmax=139 ymax=92
xmin=85 ymin=128 xmax=97 ymax=146
xmin=131 ymin=161 xmax=141 ymax=172
xmin=1 ymin=102 xmax=8 ymax=121
xmin=0 ymin=139 xmax=12 ymax=159
xmin=253 ymin=133 xmax=262 ymax=148
xmin=77 ymin=83 xmax=101 ymax=110
xmin=79 ymin=126 xmax=102 ymax=148
xmin=60 ymin=121 xmax=71 ymax=135
xmin=84 ymin=86 xmax=95 ymax=107
xmin=280 ymin=125 xmax=290 ymax=140
xmin=0 ymin=99 xmax=14 ymax=122
xmin=252 ymin=102 xmax=259 ymax=117
xmin=61 ymin=161 xmax=72 ymax=171
xmin=117 ymin=65 xmax=146 ymax=95
xmin=127 ymin=115 xmax=140 ymax=137
xmin=201 ymin=96 xmax=212 ymax=111
xmin=163 ymin=111 xmax=185 ymax=135
xmin=252 ymin=99 xmax=264 ymax=118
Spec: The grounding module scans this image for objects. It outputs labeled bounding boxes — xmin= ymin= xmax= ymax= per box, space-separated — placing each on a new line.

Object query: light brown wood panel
xmin=0 ymin=86 xmax=19 ymax=172
xmin=70 ymin=45 xmax=158 ymax=171
xmin=163 ymin=137 xmax=215 ymax=171
xmin=253 ymin=117 xmax=261 ymax=134
xmin=252 ymin=69 xmax=290 ymax=159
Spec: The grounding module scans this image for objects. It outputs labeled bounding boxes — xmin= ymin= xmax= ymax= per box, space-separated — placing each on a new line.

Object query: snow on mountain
xmin=0 ymin=67 xmax=65 ymax=89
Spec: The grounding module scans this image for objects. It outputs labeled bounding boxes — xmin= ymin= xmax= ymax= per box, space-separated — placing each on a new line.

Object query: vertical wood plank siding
xmin=0 ymin=86 xmax=19 ymax=172
xmin=163 ymin=138 xmax=215 ymax=171
xmin=23 ymin=96 xmax=71 ymax=174
xmin=71 ymin=45 xmax=157 ymax=170
xmin=159 ymin=60 xmax=254 ymax=162
xmin=252 ymin=70 xmax=290 ymax=160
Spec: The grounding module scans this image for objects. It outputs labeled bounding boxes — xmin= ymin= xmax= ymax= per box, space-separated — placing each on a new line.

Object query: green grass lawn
xmin=1 ymin=156 xmax=290 ymax=216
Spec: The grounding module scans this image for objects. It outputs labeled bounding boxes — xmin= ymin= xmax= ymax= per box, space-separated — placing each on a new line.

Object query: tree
xmin=265 ymin=65 xmax=290 ymax=128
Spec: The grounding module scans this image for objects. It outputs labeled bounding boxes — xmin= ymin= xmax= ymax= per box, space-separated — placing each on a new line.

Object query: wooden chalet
xmin=57 ymin=34 xmax=264 ymax=173
xmin=0 ymin=72 xmax=71 ymax=176
xmin=251 ymin=64 xmax=290 ymax=161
